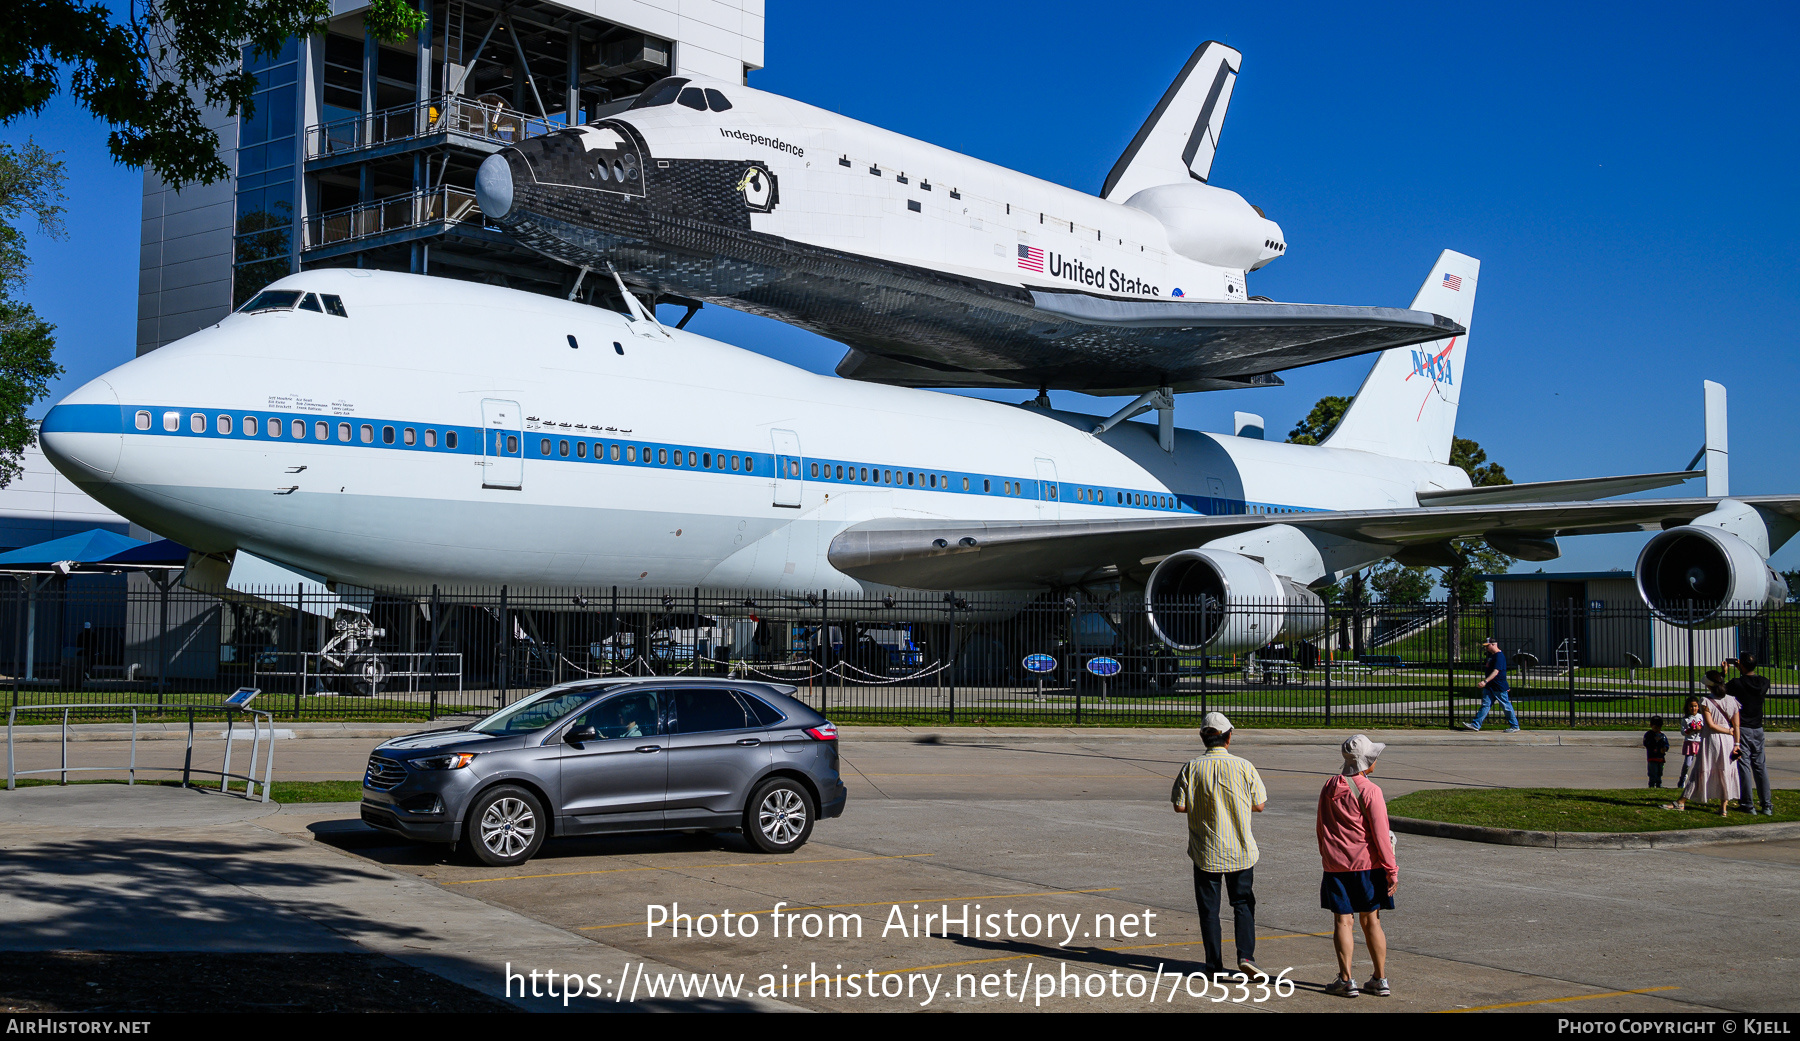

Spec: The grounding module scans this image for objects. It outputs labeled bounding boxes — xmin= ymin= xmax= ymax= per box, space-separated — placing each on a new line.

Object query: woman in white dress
xmin=1664 ymin=671 xmax=1741 ymax=816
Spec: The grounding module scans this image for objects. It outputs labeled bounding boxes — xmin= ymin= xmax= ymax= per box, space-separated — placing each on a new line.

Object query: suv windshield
xmin=470 ymin=687 xmax=606 ymax=734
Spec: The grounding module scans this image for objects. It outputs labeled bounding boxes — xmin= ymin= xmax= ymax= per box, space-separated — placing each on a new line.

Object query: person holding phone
xmin=1726 ymin=655 xmax=1773 ymax=815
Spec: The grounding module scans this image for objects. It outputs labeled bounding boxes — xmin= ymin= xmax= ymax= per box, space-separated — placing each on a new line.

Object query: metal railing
xmin=6 ymin=703 xmax=276 ymax=801
xmin=301 ymin=186 xmax=483 ymax=250
xmin=0 ymin=583 xmax=1793 ymax=727
xmin=305 ymin=95 xmax=571 ymax=160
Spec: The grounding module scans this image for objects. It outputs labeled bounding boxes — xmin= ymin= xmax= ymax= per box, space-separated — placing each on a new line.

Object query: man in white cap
xmin=1316 ymin=734 xmax=1397 ymax=998
xmin=1171 ymin=711 xmax=1268 ymax=978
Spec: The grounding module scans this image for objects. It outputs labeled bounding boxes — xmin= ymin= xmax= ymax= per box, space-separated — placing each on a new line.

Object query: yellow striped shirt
xmin=1171 ymin=748 xmax=1268 ymax=873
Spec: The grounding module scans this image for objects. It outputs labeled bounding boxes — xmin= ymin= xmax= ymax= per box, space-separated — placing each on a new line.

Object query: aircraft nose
xmin=40 ymin=377 xmax=123 ymax=487
xmin=476 ymin=152 xmax=515 ymax=220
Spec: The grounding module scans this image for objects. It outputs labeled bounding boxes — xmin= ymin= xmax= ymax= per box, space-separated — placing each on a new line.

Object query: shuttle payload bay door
xmin=482 ymin=398 xmax=524 ymax=489
xmin=771 ymin=428 xmax=803 ymax=508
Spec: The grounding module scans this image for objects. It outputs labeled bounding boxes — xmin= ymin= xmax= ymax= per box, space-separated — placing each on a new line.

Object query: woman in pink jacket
xmin=1316 ymin=734 xmax=1397 ymax=998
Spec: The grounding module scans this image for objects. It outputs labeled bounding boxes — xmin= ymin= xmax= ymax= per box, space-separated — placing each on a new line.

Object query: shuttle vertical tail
xmin=1101 ymin=42 xmax=1242 ymax=202
xmin=1322 ymin=251 xmax=1480 ymax=465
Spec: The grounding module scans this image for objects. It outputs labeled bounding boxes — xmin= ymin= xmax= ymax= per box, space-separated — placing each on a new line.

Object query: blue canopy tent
xmin=0 ymin=529 xmax=190 ymax=684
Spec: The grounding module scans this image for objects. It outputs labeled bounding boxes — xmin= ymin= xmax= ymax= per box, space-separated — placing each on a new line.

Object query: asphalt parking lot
xmin=317 ymin=731 xmax=1798 ymax=1012
xmin=3 ymin=727 xmax=1796 ymax=1012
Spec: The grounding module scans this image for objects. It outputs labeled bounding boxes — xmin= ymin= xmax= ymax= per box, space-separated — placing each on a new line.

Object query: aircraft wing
xmin=827 ymin=495 xmax=1800 ymax=590
xmin=834 ymin=297 xmax=1462 ymax=397
xmin=1416 ymin=471 xmax=1703 ymax=507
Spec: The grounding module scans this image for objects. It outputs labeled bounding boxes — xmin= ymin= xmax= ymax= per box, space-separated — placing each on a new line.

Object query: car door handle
xmin=736 ymin=738 xmax=761 ymax=746
xmin=635 ymin=745 xmax=662 ymax=753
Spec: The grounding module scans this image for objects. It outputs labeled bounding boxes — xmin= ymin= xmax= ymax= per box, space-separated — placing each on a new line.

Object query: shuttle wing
xmin=827 ymin=495 xmax=1800 ymax=590
xmin=835 ymin=297 xmax=1462 ymax=396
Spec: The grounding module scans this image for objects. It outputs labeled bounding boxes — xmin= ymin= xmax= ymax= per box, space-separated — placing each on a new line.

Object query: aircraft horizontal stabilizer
xmin=826 ymin=495 xmax=1800 ymax=591
xmin=1416 ymin=470 xmax=1703 ymax=507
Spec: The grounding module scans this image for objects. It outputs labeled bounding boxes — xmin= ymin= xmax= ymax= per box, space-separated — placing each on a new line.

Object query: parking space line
xmin=1437 ymin=986 xmax=1680 ymax=1012
xmin=577 ymin=887 xmax=1122 ymax=931
xmin=443 ymin=853 xmax=935 ymax=885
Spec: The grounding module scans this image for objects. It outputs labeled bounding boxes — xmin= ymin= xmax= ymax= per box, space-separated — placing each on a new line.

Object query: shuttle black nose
xmin=476 ymin=153 xmax=515 ymax=219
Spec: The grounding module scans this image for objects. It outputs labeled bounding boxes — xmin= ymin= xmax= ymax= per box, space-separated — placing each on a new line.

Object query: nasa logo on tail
xmin=738 ymin=165 xmax=778 ymax=212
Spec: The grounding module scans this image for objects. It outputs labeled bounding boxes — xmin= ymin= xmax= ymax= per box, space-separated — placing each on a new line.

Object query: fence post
xmin=946 ymin=595 xmax=958 ymax=724
xmin=11 ymin=578 xmax=21 ymax=713
xmin=1323 ymin=607 xmax=1333 ymax=727
xmin=820 ymin=590 xmax=830 ymax=716
xmin=429 ymin=585 xmax=440 ymax=721
xmin=1446 ymin=587 xmax=1458 ymax=728
xmin=1567 ymin=599 xmax=1578 ymax=727
xmin=1686 ymin=604 xmax=1696 ymax=701
xmin=293 ymin=585 xmax=304 ymax=716
xmin=499 ymin=585 xmax=509 ymax=705
xmin=156 ymin=577 xmax=170 ymax=705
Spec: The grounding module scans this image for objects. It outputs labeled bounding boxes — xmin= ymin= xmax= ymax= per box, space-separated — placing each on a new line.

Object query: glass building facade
xmin=233 ymin=39 xmax=302 ymax=307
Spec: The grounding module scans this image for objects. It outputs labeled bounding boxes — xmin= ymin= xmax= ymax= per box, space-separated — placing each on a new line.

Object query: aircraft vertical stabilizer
xmin=1322 ymin=251 xmax=1480 ymax=465
xmin=1101 ymin=42 xmax=1242 ymax=202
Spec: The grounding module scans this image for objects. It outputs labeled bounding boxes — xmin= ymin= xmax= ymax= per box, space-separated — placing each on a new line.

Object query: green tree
xmin=1285 ymin=395 xmax=1352 ymax=445
xmin=1369 ymin=560 xmax=1433 ymax=604
xmin=0 ymin=141 xmax=64 ymax=487
xmin=4 ymin=0 xmax=427 ymax=187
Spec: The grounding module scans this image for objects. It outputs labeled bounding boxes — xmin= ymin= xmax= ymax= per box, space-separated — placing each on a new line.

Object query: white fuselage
xmin=41 ymin=271 xmax=1460 ymax=596
xmin=577 ymin=76 xmax=1283 ymax=302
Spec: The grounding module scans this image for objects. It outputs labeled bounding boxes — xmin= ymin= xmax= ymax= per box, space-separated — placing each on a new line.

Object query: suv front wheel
xmin=745 ymin=777 xmax=814 ymax=854
xmin=465 ymin=785 xmax=547 ymax=866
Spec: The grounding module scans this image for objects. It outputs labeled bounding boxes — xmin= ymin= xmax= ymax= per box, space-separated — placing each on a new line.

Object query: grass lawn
xmin=5 ymin=778 xmax=364 ymax=803
xmin=1386 ymin=786 xmax=1800 ymax=832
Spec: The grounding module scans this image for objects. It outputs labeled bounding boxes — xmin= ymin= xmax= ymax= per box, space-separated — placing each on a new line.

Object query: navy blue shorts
xmin=1321 ymin=870 xmax=1394 ymax=915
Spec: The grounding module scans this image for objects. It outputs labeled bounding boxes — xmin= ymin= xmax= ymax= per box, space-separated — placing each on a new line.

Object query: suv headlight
xmin=411 ymin=752 xmax=476 ymax=770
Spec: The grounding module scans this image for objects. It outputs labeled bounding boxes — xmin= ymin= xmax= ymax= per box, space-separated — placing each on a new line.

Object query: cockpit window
xmin=321 ymin=294 xmax=348 ymax=317
xmin=677 ymin=87 xmax=707 ymax=111
xmin=703 ymin=88 xmax=732 ymax=112
xmin=298 ymin=292 xmax=323 ymax=313
xmin=238 ymin=290 xmax=302 ymax=313
xmin=629 ymin=77 xmax=688 ymax=110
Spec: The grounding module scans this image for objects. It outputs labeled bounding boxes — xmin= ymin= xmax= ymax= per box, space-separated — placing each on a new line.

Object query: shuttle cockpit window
xmin=677 ymin=87 xmax=707 ymax=111
xmin=238 ymin=290 xmax=302 ymax=313
xmin=628 ymin=78 xmax=689 ymax=110
xmin=703 ymin=89 xmax=732 ymax=112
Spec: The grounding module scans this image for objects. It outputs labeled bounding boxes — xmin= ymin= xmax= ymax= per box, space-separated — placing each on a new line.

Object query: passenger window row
xmin=136 ymin=410 xmax=459 ymax=450
xmin=538 ymin=438 xmax=754 ymax=473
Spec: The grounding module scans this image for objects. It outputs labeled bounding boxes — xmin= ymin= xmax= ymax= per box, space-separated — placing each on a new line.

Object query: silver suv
xmin=360 ymin=678 xmax=845 ymax=865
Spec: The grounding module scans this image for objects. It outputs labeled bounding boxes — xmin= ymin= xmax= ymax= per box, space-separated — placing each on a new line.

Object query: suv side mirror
xmin=564 ymin=725 xmax=598 ymax=745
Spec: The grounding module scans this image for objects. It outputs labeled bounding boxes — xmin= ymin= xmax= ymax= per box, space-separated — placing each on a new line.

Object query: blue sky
xmin=7 ymin=0 xmax=1798 ymax=572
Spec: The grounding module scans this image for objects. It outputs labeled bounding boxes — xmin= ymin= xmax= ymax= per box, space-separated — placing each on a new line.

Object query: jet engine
xmin=1144 ymin=548 xmax=1326 ymax=653
xmin=1122 ymin=182 xmax=1286 ymax=272
xmin=1636 ymin=525 xmax=1788 ymax=629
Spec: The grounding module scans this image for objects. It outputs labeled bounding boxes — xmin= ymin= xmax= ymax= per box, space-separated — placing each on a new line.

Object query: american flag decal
xmin=1442 ymin=272 xmax=1462 ymax=291
xmin=1017 ymin=244 xmax=1044 ymax=273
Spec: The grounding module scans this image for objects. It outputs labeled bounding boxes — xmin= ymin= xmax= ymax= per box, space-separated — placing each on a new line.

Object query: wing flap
xmin=828 ymin=496 xmax=1800 ymax=590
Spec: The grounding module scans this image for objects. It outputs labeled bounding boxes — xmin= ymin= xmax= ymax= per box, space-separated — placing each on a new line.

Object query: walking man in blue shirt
xmin=1460 ymin=636 xmax=1520 ymax=732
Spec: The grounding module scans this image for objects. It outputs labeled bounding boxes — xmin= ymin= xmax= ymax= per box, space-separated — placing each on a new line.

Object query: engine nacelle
xmin=1122 ymin=182 xmax=1285 ymax=271
xmin=1636 ymin=525 xmax=1788 ymax=629
xmin=1144 ymin=549 xmax=1326 ymax=653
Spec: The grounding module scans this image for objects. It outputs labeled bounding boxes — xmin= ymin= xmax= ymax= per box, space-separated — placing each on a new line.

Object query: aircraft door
xmin=771 ymin=428 xmax=803 ymax=508
xmin=481 ymin=398 xmax=524 ymax=489
xmin=1035 ymin=458 xmax=1060 ymax=520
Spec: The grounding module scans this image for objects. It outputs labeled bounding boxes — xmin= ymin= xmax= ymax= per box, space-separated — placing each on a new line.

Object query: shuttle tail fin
xmin=1101 ymin=41 xmax=1242 ymax=202
xmin=1322 ymin=250 xmax=1480 ymax=465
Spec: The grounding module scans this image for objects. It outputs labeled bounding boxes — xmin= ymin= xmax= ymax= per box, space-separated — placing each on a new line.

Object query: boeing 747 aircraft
xmin=471 ymin=43 xmax=1461 ymax=398
xmin=40 ymin=252 xmax=1794 ymax=653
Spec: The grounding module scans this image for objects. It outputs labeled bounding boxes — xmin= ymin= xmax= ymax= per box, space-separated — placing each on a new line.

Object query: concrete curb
xmin=836 ymin=726 xmax=1800 ymax=748
xmin=1389 ymin=815 xmax=1800 ymax=849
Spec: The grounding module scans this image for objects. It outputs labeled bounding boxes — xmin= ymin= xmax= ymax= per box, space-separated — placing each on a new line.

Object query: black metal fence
xmin=2 ymin=577 xmax=1794 ymax=729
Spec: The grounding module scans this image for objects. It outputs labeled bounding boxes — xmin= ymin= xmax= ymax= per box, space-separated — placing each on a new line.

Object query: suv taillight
xmin=805 ymin=723 xmax=837 ymax=741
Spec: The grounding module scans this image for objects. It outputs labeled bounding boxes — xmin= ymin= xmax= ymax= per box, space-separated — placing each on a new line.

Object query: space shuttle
xmin=39 ymin=253 xmax=1795 ymax=657
xmin=471 ymin=43 xmax=1462 ymax=398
